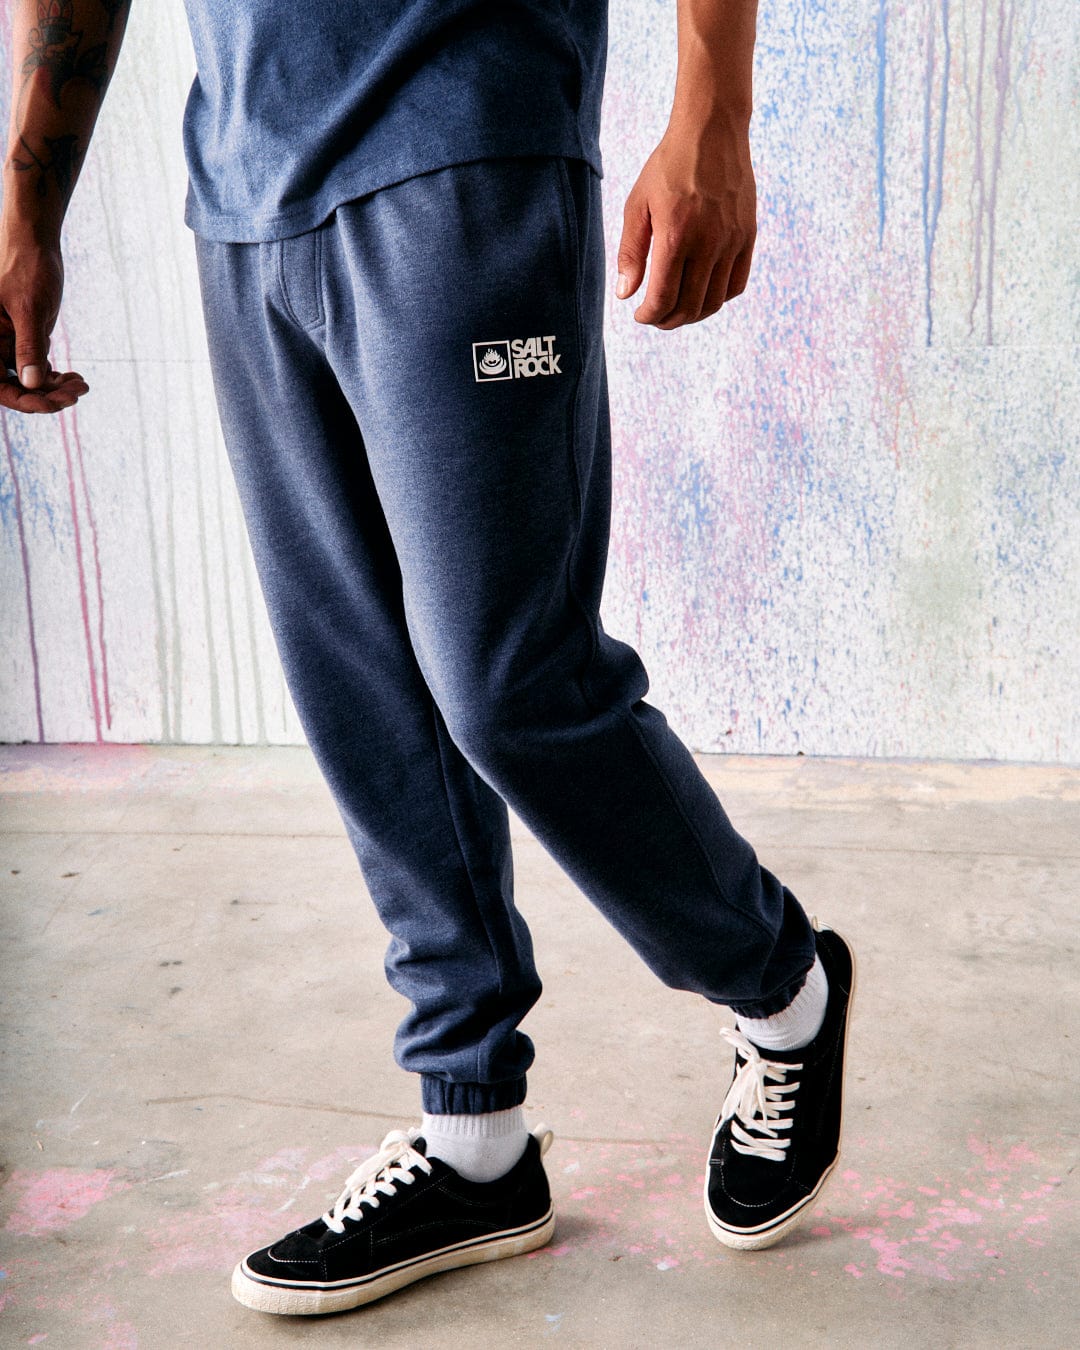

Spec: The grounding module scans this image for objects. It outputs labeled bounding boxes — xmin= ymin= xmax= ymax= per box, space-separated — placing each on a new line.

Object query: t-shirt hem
xmin=184 ymin=140 xmax=604 ymax=243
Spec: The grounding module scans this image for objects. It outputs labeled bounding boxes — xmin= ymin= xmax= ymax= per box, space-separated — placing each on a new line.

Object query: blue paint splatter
xmin=922 ymin=1 xmax=952 ymax=346
xmin=0 ymin=412 xmax=61 ymax=537
xmin=875 ymin=0 xmax=888 ymax=248
xmin=675 ymin=458 xmax=715 ymax=542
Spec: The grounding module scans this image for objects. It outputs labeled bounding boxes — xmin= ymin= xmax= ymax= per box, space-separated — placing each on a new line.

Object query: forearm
xmin=2 ymin=0 xmax=131 ymax=243
xmin=615 ymin=0 xmax=759 ymax=326
xmin=669 ymin=0 xmax=757 ymax=140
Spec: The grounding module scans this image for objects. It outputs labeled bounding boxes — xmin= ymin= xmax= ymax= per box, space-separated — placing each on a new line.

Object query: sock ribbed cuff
xmin=421 ymin=1105 xmax=526 ymax=1140
xmin=735 ymin=955 xmax=828 ymax=1052
xmin=420 ymin=1106 xmax=529 ymax=1182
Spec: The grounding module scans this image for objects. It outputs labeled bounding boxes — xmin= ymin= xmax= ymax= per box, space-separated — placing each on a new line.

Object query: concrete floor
xmin=0 ymin=745 xmax=1076 ymax=1349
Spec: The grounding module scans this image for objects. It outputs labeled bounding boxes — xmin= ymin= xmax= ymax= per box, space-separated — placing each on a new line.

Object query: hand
xmin=616 ymin=121 xmax=757 ymax=330
xmin=0 ymin=232 xmax=88 ymax=414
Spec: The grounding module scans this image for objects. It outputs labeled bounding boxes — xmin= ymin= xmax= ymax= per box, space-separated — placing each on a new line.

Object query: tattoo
xmin=22 ymin=1 xmax=108 ymax=108
xmin=12 ymin=131 xmax=82 ymax=201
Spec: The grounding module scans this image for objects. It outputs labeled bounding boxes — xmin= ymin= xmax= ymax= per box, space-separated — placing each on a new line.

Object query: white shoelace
xmin=719 ymin=1027 xmax=803 ymax=1164
xmin=321 ymin=1129 xmax=433 ymax=1235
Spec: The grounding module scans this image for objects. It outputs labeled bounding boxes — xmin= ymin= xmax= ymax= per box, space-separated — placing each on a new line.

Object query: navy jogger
xmin=192 ymin=156 xmax=817 ymax=1114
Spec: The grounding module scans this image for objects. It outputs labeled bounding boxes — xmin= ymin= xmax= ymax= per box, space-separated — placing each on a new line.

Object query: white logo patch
xmin=473 ymin=336 xmax=562 ymax=383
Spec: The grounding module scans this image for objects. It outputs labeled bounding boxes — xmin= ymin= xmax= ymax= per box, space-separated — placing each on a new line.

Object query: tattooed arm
xmin=1 ymin=0 xmax=131 ymax=413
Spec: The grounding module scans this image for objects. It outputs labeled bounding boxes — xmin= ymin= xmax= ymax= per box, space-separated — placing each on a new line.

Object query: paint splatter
xmin=0 ymin=3 xmax=1072 ymax=763
xmin=3 ymin=1169 xmax=129 ymax=1237
xmin=0 ymin=414 xmax=45 ymax=740
xmin=921 ymin=0 xmax=952 ymax=346
xmin=875 ymin=0 xmax=888 ymax=246
xmin=520 ymin=1130 xmax=1069 ymax=1286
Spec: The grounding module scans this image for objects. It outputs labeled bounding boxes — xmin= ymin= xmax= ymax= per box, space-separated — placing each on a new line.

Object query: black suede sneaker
xmin=232 ymin=1124 xmax=555 ymax=1315
xmin=705 ymin=921 xmax=856 ymax=1250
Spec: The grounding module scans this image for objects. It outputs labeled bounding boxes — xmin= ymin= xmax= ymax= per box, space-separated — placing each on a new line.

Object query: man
xmin=1 ymin=0 xmax=855 ymax=1317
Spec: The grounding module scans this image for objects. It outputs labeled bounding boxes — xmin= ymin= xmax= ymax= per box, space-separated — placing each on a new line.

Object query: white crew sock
xmin=735 ymin=955 xmax=829 ymax=1052
xmin=420 ymin=1105 xmax=529 ymax=1183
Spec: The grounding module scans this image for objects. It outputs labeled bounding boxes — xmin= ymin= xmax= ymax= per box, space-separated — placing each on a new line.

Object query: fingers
xmin=651 ymin=255 xmax=721 ymax=330
xmin=12 ymin=302 xmax=52 ymax=390
xmin=0 ymin=237 xmax=72 ymax=412
xmin=619 ymin=208 xmax=752 ymax=326
xmin=725 ymin=243 xmax=754 ymax=303
xmin=631 ymin=225 xmax=685 ymax=326
xmin=615 ymin=188 xmax=651 ymax=301
xmin=616 ymin=136 xmax=758 ymax=331
xmin=0 ymin=369 xmax=88 ymax=415
xmin=631 ymin=237 xmax=755 ymax=330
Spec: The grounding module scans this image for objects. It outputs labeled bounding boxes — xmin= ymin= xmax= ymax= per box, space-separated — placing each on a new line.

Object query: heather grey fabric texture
xmin=192 ymin=156 xmax=816 ymax=1114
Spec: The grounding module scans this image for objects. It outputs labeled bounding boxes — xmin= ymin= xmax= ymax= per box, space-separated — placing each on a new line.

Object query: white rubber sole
xmin=704 ymin=924 xmax=858 ymax=1252
xmin=231 ymin=1208 xmax=556 ymax=1316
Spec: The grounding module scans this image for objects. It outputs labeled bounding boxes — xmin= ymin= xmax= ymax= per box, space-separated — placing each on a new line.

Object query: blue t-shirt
xmin=180 ymin=1 xmax=608 ymax=242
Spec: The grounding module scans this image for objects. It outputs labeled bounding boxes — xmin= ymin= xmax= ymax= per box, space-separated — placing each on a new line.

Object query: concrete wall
xmin=1 ymin=0 xmax=1077 ymax=759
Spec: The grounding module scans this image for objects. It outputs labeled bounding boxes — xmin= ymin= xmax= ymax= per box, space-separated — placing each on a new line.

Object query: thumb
xmin=15 ymin=306 xmax=51 ymax=389
xmin=616 ymin=190 xmax=652 ymax=300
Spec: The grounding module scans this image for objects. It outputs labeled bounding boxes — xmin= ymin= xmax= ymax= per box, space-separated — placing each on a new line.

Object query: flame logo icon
xmin=479 ymin=347 xmax=508 ymax=375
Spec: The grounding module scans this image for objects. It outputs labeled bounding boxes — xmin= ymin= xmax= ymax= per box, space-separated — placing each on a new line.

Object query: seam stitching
xmin=553 ymin=156 xmax=599 ymax=715
xmin=276 ymin=233 xmax=326 ymax=332
xmin=275 ymin=239 xmax=304 ymax=329
xmin=310 ymin=225 xmax=326 ymax=330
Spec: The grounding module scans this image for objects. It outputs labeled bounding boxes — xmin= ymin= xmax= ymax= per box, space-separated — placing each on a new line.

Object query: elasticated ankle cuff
xmin=727 ymin=964 xmax=812 ymax=1021
xmin=420 ymin=1074 xmax=528 ymax=1115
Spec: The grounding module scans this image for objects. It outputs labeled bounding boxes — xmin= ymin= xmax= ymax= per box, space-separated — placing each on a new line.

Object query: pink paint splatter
xmin=101 ymin=1322 xmax=138 ymax=1350
xmin=145 ymin=1188 xmax=284 ymax=1279
xmin=4 ymin=1128 xmax=1062 ymax=1310
xmin=144 ymin=1139 xmax=405 ymax=1277
xmin=967 ymin=1136 xmax=1039 ymax=1173
xmin=56 ymin=323 xmax=112 ymax=734
xmin=544 ymin=1131 xmax=1068 ymax=1287
xmin=56 ymin=410 xmax=106 ymax=741
xmin=253 ymin=1146 xmax=309 ymax=1175
xmin=3 ymin=1169 xmax=128 ymax=1236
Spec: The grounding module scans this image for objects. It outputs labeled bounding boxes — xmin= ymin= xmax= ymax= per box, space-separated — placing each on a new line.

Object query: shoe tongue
xmin=411 ymin=1135 xmax=429 ymax=1156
